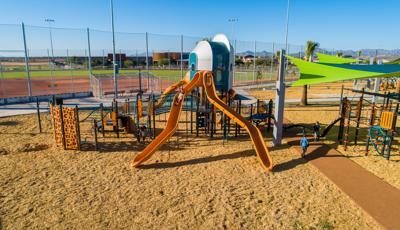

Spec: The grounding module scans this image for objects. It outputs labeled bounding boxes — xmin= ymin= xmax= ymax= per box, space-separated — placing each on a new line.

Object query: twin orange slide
xmin=132 ymin=71 xmax=273 ymax=171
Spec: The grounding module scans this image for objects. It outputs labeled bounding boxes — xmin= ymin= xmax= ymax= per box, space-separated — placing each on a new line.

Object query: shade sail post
xmin=273 ymin=49 xmax=286 ymax=146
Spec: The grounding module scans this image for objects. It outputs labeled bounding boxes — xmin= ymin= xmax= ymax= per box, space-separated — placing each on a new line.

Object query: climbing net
xmin=368 ymin=125 xmax=390 ymax=156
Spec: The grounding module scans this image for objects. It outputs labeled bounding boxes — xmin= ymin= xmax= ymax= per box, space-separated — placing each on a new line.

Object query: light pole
xmin=110 ymin=0 xmax=118 ymax=98
xmin=284 ymin=0 xmax=291 ymax=52
xmin=45 ymin=19 xmax=55 ymax=62
xmin=228 ymin=18 xmax=238 ymax=40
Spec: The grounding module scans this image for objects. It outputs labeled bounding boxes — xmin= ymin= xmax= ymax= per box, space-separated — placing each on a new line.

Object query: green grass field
xmin=0 ymin=69 xmax=182 ymax=79
xmin=0 ymin=68 xmax=274 ymax=82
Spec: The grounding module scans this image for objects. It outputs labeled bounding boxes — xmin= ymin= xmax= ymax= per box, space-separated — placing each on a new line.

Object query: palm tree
xmin=301 ymin=40 xmax=319 ymax=105
xmin=305 ymin=40 xmax=319 ymax=61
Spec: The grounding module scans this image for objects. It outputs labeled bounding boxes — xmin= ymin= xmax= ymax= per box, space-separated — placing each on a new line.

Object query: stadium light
xmin=228 ymin=18 xmax=238 ymax=40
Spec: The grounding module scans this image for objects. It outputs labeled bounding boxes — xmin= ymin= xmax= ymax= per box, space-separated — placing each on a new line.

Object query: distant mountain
xmin=236 ymin=50 xmax=302 ymax=57
xmin=317 ymin=48 xmax=400 ymax=57
xmin=122 ymin=49 xmax=400 ymax=59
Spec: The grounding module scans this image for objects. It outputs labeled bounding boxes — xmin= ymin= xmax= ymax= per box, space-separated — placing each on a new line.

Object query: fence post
xmin=180 ymin=34 xmax=183 ymax=80
xmin=102 ymin=49 xmax=105 ymax=69
xmin=233 ymin=39 xmax=236 ymax=86
xmin=21 ymin=22 xmax=32 ymax=98
xmin=86 ymin=28 xmax=93 ymax=87
xmin=66 ymin=49 xmax=74 ymax=93
xmin=119 ymin=49 xmax=122 ymax=69
xmin=253 ymin=40 xmax=256 ymax=83
xmin=47 ymin=49 xmax=54 ymax=95
xmin=145 ymin=32 xmax=150 ymax=91
xmin=270 ymin=42 xmax=274 ymax=80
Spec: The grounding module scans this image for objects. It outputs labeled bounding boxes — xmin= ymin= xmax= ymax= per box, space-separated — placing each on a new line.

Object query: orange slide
xmin=154 ymin=72 xmax=191 ymax=109
xmin=132 ymin=71 xmax=273 ymax=171
xmin=201 ymin=72 xmax=273 ymax=171
xmin=131 ymin=72 xmax=201 ymax=167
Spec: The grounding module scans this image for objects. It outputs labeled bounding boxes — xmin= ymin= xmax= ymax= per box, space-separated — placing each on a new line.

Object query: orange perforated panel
xmin=380 ymin=111 xmax=395 ymax=129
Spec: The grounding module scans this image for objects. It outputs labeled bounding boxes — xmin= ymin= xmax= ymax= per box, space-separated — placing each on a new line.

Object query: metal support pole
xmin=86 ymin=28 xmax=93 ymax=84
xmin=22 ymin=22 xmax=32 ymax=98
xmin=93 ymin=119 xmax=98 ymax=151
xmin=36 ymin=97 xmax=42 ymax=133
xmin=59 ymin=104 xmax=66 ymax=150
xmin=238 ymin=99 xmax=241 ymax=135
xmin=100 ymin=103 xmax=105 ymax=137
xmin=110 ymin=0 xmax=118 ymax=98
xmin=152 ymin=94 xmax=156 ymax=138
xmin=75 ymin=105 xmax=81 ymax=150
xmin=273 ymin=50 xmax=286 ymax=146
xmin=339 ymin=84 xmax=344 ymax=115
xmin=180 ymin=34 xmax=183 ymax=79
xmin=114 ymin=99 xmax=119 ymax=138
xmin=354 ymin=88 xmax=364 ymax=145
xmin=190 ymin=92 xmax=194 ymax=133
xmin=372 ymin=78 xmax=380 ymax=103
xmin=267 ymin=99 xmax=273 ymax=132
xmin=145 ymin=32 xmax=150 ymax=91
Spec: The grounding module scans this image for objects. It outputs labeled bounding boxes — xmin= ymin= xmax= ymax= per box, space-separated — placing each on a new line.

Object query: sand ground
xmin=0 ymin=108 xmax=383 ymax=229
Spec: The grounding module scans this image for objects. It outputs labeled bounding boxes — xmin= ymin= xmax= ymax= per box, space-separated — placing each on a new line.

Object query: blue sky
xmin=0 ymin=0 xmax=399 ymax=52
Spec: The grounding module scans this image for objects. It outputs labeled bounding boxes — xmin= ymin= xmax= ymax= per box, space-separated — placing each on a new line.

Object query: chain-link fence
xmin=2 ymin=23 xmax=391 ymax=100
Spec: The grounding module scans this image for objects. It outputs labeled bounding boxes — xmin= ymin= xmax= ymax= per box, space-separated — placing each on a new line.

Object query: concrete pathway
xmin=284 ymin=129 xmax=400 ymax=229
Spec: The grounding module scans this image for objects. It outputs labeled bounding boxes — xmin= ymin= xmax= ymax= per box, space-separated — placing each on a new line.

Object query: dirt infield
xmin=0 ymin=77 xmax=90 ymax=98
xmin=0 ymin=77 xmax=175 ymax=99
xmin=0 ymin=75 xmax=285 ymax=99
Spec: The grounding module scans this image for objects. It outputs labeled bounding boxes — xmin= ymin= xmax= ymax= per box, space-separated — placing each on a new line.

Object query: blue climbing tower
xmin=189 ymin=34 xmax=234 ymax=92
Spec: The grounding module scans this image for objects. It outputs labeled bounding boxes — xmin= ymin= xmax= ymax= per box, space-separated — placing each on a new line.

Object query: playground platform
xmin=287 ymin=138 xmax=400 ymax=229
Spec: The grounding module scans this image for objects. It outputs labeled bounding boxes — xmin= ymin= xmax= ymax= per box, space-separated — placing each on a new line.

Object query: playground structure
xmin=47 ymin=86 xmax=273 ymax=151
xmin=338 ymin=88 xmax=399 ymax=159
xmin=284 ymin=53 xmax=400 ymax=160
xmin=295 ymin=87 xmax=399 ymax=160
xmin=50 ymin=103 xmax=81 ymax=150
xmin=132 ymin=35 xmax=274 ymax=171
xmin=45 ymin=35 xmax=275 ymax=172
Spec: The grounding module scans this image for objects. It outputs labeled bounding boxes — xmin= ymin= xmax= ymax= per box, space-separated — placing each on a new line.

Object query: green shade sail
xmin=316 ymin=52 xmax=358 ymax=64
xmin=288 ymin=56 xmax=400 ymax=86
xmin=385 ymin=58 xmax=400 ymax=64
